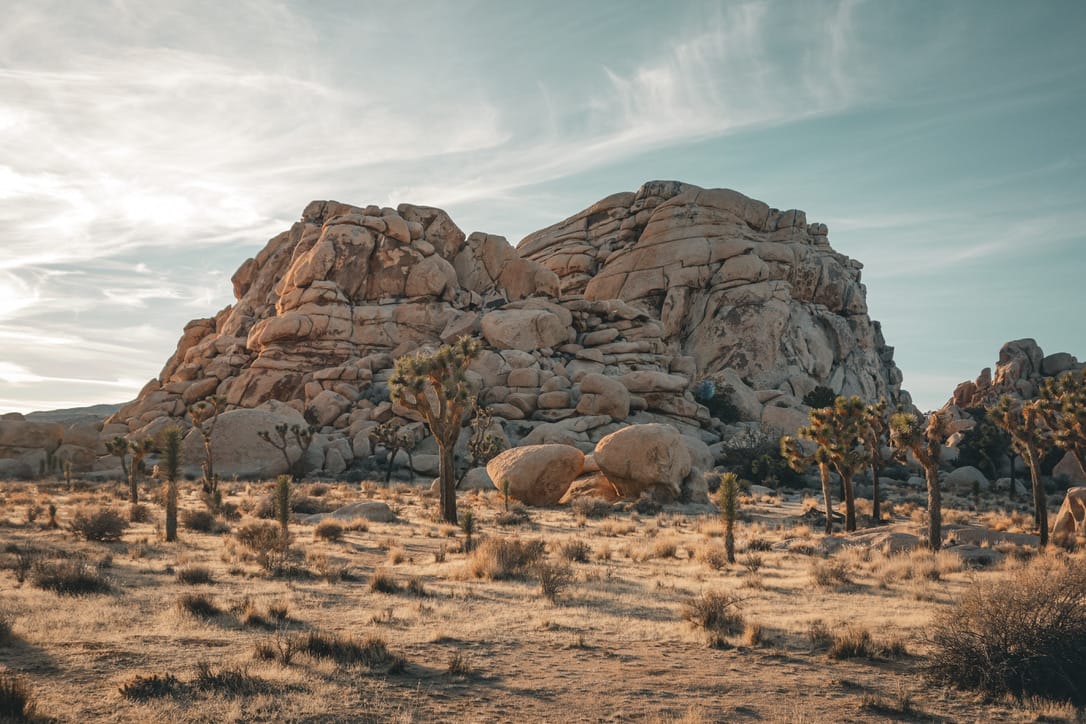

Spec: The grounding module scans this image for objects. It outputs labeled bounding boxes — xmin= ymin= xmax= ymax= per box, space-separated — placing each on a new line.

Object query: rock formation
xmin=949 ymin=338 xmax=1081 ymax=410
xmin=20 ymin=181 xmax=908 ymax=492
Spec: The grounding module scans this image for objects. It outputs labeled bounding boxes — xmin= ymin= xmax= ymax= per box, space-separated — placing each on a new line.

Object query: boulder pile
xmin=1 ymin=181 xmax=912 ymax=500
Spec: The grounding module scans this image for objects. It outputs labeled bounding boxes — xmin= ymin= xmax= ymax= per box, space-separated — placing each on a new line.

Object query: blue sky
xmin=1 ymin=0 xmax=1083 ymax=413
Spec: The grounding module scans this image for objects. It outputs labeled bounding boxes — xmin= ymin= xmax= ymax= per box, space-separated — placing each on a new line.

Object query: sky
xmin=1 ymin=0 xmax=1084 ymax=414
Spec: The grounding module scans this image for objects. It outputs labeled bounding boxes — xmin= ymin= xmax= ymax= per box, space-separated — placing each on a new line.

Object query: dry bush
xmin=446 ymin=650 xmax=476 ymax=678
xmin=496 ymin=504 xmax=532 ymax=527
xmin=697 ymin=544 xmax=728 ymax=570
xmin=741 ymin=551 xmax=764 ymax=575
xmin=927 ymin=558 xmax=1086 ymax=704
xmin=313 ymin=519 xmax=344 ymax=542
xmin=558 ymin=539 xmax=591 ymax=563
xmin=828 ymin=625 xmax=875 ymax=659
xmin=307 ymin=551 xmax=350 ymax=583
xmin=571 ymin=497 xmax=612 ymax=519
xmin=192 ymin=661 xmax=268 ymax=696
xmin=119 ymin=673 xmax=183 ymax=701
xmin=31 ymin=558 xmax=112 ymax=595
xmin=600 ymin=520 xmax=636 ymax=536
xmin=300 ymin=631 xmax=405 ymax=672
xmin=369 ymin=568 xmax=402 ymax=594
xmin=0 ymin=672 xmax=36 ymax=721
xmin=536 ymin=561 xmax=573 ymax=603
xmin=180 ymin=509 xmax=224 ymax=534
xmin=681 ymin=591 xmax=744 ymax=637
xmin=387 ymin=547 xmax=407 ymax=565
xmin=235 ymin=520 xmax=289 ymax=571
xmin=70 ymin=506 xmax=128 ymax=542
xmin=465 ymin=537 xmax=545 ymax=580
xmin=175 ymin=564 xmax=213 ymax=585
xmin=177 ymin=592 xmax=221 ymax=618
xmin=0 ymin=609 xmax=13 ymax=646
xmin=652 ymin=538 xmax=679 ymax=560
xmin=307 ymin=483 xmax=329 ymax=497
xmin=129 ymin=503 xmax=152 ymax=523
xmin=810 ymin=559 xmax=852 ymax=587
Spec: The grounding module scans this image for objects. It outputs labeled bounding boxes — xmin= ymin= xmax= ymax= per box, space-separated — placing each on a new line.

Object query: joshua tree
xmin=127 ymin=438 xmax=155 ymax=505
xmin=863 ymin=399 xmax=890 ymax=525
xmin=458 ymin=403 xmax=504 ymax=488
xmin=890 ymin=409 xmax=951 ymax=550
xmin=189 ymin=395 xmax=225 ymax=495
xmin=368 ymin=421 xmax=420 ymax=485
xmin=718 ymin=472 xmax=740 ymax=563
xmin=1038 ymin=368 xmax=1086 ymax=470
xmin=275 ymin=474 xmax=291 ymax=535
xmin=782 ymin=396 xmax=870 ymax=533
xmin=390 ymin=336 xmax=481 ymax=524
xmin=160 ymin=427 xmax=182 ymax=543
xmin=105 ymin=436 xmax=130 ymax=488
xmin=258 ymin=423 xmax=316 ymax=481
xmin=991 ymin=396 xmax=1053 ymax=546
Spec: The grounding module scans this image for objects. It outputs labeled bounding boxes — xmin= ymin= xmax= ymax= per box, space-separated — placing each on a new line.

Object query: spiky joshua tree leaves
xmin=105 ymin=436 xmax=130 ymax=492
xmin=991 ymin=396 xmax=1053 ymax=546
xmin=189 ymin=394 xmax=225 ymax=495
xmin=390 ymin=336 xmax=481 ymax=524
xmin=782 ymin=396 xmax=870 ymax=534
xmin=863 ymin=399 xmax=890 ymax=525
xmin=719 ymin=472 xmax=740 ymax=563
xmin=127 ymin=438 xmax=154 ymax=506
xmin=890 ymin=409 xmax=951 ymax=551
xmin=1038 ymin=368 xmax=1086 ymax=471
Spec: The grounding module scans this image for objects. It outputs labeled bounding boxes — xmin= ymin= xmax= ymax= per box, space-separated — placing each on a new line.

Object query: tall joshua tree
xmin=105 ymin=436 xmax=130 ymax=492
xmin=863 ymin=399 xmax=890 ymax=525
xmin=258 ymin=423 xmax=316 ymax=481
xmin=127 ymin=438 xmax=155 ymax=505
xmin=890 ymin=409 xmax=951 ymax=550
xmin=782 ymin=396 xmax=870 ymax=533
xmin=390 ymin=337 xmax=480 ymax=524
xmin=991 ymin=396 xmax=1053 ymax=546
xmin=1038 ymin=368 xmax=1086 ymax=471
xmin=160 ymin=427 xmax=183 ymax=543
xmin=190 ymin=395 xmax=225 ymax=495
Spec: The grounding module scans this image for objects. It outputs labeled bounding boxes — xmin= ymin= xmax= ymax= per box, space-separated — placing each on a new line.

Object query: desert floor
xmin=1 ymin=477 xmax=1083 ymax=723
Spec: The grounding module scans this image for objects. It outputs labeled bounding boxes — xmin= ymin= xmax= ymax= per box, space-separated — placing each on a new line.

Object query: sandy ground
xmin=0 ymin=477 xmax=1082 ymax=723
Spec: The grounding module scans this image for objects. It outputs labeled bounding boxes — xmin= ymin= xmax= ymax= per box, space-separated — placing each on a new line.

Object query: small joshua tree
xmin=390 ymin=337 xmax=481 ymax=524
xmin=189 ymin=395 xmax=224 ymax=495
xmin=1038 ymin=368 xmax=1086 ymax=471
xmin=890 ymin=409 xmax=951 ymax=550
xmin=368 ymin=421 xmax=419 ymax=484
xmin=991 ymin=396 xmax=1053 ymax=546
xmin=458 ymin=403 xmax=504 ymax=488
xmin=718 ymin=472 xmax=739 ymax=564
xmin=160 ymin=427 xmax=182 ymax=543
xmin=460 ymin=509 xmax=476 ymax=553
xmin=783 ymin=396 xmax=870 ymax=533
xmin=863 ymin=399 xmax=890 ymax=525
xmin=258 ymin=423 xmax=316 ymax=481
xmin=275 ymin=474 xmax=291 ymax=535
xmin=106 ymin=436 xmax=130 ymax=489
xmin=127 ymin=438 xmax=154 ymax=506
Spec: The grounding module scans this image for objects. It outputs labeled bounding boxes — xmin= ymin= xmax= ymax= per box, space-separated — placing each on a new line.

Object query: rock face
xmin=86 ymin=182 xmax=908 ymax=482
xmin=486 ymin=444 xmax=585 ymax=505
xmin=1052 ymin=487 xmax=1086 ymax=547
xmin=594 ymin=423 xmax=692 ymax=501
xmin=950 ymin=339 xmax=1082 ymax=410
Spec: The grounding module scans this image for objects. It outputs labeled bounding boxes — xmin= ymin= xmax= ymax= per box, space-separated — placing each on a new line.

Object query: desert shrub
xmin=300 ymin=631 xmax=405 ymax=671
xmin=570 ymin=497 xmax=611 ymax=520
xmin=233 ymin=597 xmax=271 ymax=629
xmin=536 ymin=561 xmax=573 ymax=603
xmin=927 ymin=559 xmax=1086 ymax=704
xmin=308 ymin=483 xmax=329 ymax=497
xmin=290 ymin=495 xmax=328 ymax=515
xmin=446 ymin=650 xmax=475 ymax=678
xmin=369 ymin=568 xmax=402 ymax=594
xmin=558 ymin=539 xmax=591 ymax=563
xmin=192 ymin=661 xmax=267 ymax=696
xmin=719 ymin=427 xmax=802 ymax=488
xmin=694 ymin=380 xmax=741 ymax=423
xmin=406 ymin=576 xmax=428 ymax=597
xmin=119 ymin=673 xmax=183 ymax=701
xmin=175 ymin=565 xmax=213 ymax=585
xmin=69 ymin=506 xmax=128 ymax=542
xmin=495 ymin=505 xmax=532 ymax=527
xmin=235 ymin=520 xmax=289 ymax=570
xmin=31 ymin=559 xmax=111 ymax=595
xmin=178 ymin=592 xmax=221 ymax=618
xmin=0 ymin=672 xmax=36 ymax=720
xmin=313 ymin=519 xmax=344 ymax=542
xmin=810 ymin=559 xmax=852 ymax=587
xmin=180 ymin=509 xmax=221 ymax=533
xmin=465 ymin=537 xmax=545 ymax=580
xmin=802 ymin=385 xmax=837 ymax=409
xmin=0 ymin=609 xmax=13 ymax=646
xmin=652 ymin=538 xmax=679 ymax=560
xmin=828 ymin=625 xmax=875 ymax=659
xmin=697 ymin=545 xmax=728 ymax=570
xmin=128 ymin=503 xmax=152 ymax=523
xmin=741 ymin=551 xmax=764 ymax=575
xmin=682 ymin=591 xmax=744 ymax=636
xmin=307 ymin=551 xmax=350 ymax=583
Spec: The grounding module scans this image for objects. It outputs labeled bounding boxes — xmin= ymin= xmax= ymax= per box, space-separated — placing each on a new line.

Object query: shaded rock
xmin=486 ymin=444 xmax=585 ymax=506
xmin=1052 ymin=486 xmax=1086 ymax=547
xmin=303 ymin=500 xmax=395 ymax=524
xmin=594 ymin=423 xmax=691 ymax=500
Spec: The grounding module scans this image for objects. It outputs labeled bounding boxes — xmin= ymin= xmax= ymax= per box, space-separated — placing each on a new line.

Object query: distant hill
xmin=24 ymin=403 xmax=124 ymax=425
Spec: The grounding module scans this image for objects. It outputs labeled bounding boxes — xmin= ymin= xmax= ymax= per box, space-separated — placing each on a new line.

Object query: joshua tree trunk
xmin=165 ymin=480 xmax=178 ymax=542
xmin=1027 ymin=450 xmax=1048 ymax=546
xmin=924 ymin=463 xmax=942 ymax=551
xmin=870 ymin=462 xmax=882 ymax=525
xmin=129 ymin=471 xmax=139 ymax=506
xmin=819 ymin=462 xmax=834 ymax=535
xmin=842 ymin=472 xmax=856 ymax=532
xmin=439 ymin=444 xmax=456 ymax=524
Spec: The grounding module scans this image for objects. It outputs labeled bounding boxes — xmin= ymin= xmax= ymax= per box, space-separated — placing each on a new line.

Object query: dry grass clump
xmin=571 ymin=497 xmax=612 ymax=519
xmin=192 ymin=661 xmax=268 ymax=696
xmin=234 ymin=520 xmax=289 ymax=571
xmin=536 ymin=561 xmax=574 ymax=603
xmin=697 ymin=544 xmax=728 ymax=570
xmin=875 ymin=548 xmax=963 ymax=586
xmin=69 ymin=506 xmax=128 ymax=542
xmin=180 ymin=509 xmax=225 ymax=534
xmin=177 ymin=592 xmax=221 ymax=618
xmin=558 ymin=539 xmax=591 ymax=563
xmin=119 ymin=672 xmax=183 ymax=701
xmin=31 ymin=558 xmax=112 ymax=595
xmin=0 ymin=672 xmax=37 ymax=721
xmin=681 ymin=590 xmax=744 ymax=643
xmin=495 ymin=504 xmax=532 ymax=527
xmin=810 ymin=558 xmax=852 ymax=587
xmin=313 ymin=519 xmax=344 ymax=542
xmin=927 ymin=557 xmax=1086 ymax=704
xmin=369 ymin=568 xmax=402 ymax=594
xmin=651 ymin=537 xmax=680 ymax=560
xmin=465 ymin=537 xmax=545 ymax=580
xmin=299 ymin=630 xmax=405 ymax=672
xmin=175 ymin=564 xmax=214 ymax=585
xmin=0 ymin=609 xmax=14 ymax=646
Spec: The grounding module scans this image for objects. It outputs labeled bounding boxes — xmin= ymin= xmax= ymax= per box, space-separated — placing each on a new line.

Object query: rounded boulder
xmin=486 ymin=444 xmax=584 ymax=506
xmin=594 ymin=423 xmax=691 ymax=500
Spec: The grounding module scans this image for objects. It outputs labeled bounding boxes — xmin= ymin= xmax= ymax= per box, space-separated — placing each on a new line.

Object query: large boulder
xmin=480 ymin=308 xmax=568 ymax=351
xmin=486 ymin=444 xmax=584 ymax=506
xmin=576 ymin=373 xmax=630 ymax=420
xmin=943 ymin=465 xmax=990 ymax=494
xmin=181 ymin=404 xmax=308 ymax=479
xmin=1053 ymin=453 xmax=1086 ymax=485
xmin=594 ymin=423 xmax=692 ymax=500
xmin=1052 ymin=487 xmax=1086 ymax=547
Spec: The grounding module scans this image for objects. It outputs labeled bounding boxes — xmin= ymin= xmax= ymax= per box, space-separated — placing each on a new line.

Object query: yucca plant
xmin=990 ymin=396 xmax=1053 ymax=546
xmin=160 ymin=427 xmax=182 ymax=543
xmin=718 ymin=472 xmax=739 ymax=563
xmin=890 ymin=410 xmax=951 ymax=550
